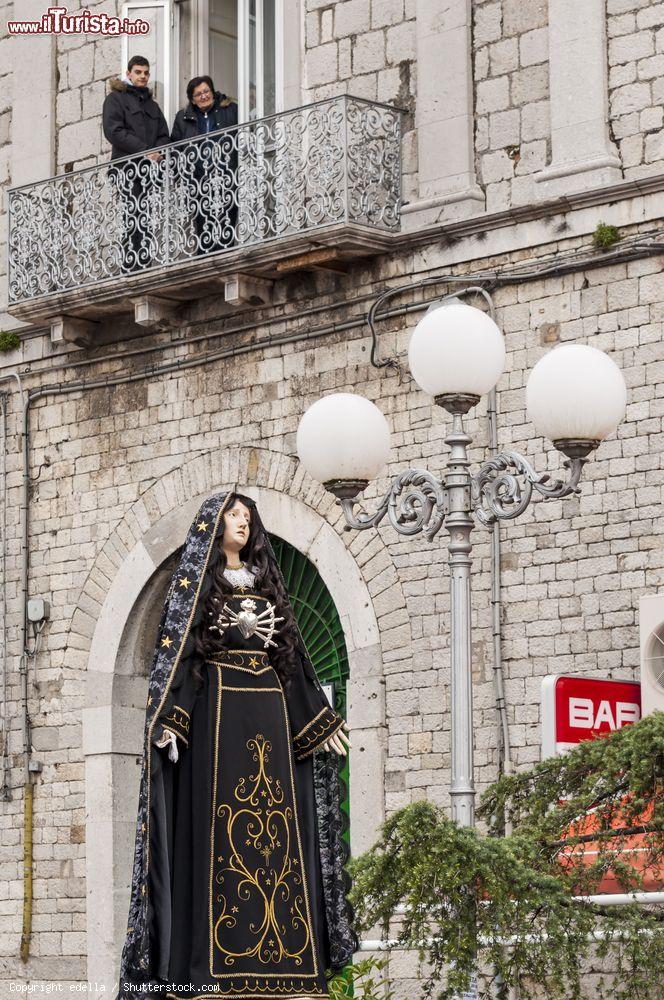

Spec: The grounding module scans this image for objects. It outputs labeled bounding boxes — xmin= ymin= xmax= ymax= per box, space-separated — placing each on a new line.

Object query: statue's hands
xmin=155 ymin=728 xmax=179 ymax=762
xmin=322 ymin=722 xmax=351 ymax=756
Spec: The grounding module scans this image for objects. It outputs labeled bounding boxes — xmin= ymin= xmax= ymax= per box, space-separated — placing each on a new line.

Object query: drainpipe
xmin=0 ymin=391 xmax=9 ymax=802
xmin=0 ymin=372 xmax=36 ymax=961
xmin=19 ymin=384 xmax=36 ymax=962
xmin=487 ymin=386 xmax=513 ymax=783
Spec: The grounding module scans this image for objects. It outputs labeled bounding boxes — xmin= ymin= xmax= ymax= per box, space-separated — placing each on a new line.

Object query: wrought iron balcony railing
xmin=8 ymin=96 xmax=402 ymax=307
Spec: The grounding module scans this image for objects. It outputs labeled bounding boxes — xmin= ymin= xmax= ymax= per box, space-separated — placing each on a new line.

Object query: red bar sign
xmin=541 ymin=675 xmax=641 ymax=757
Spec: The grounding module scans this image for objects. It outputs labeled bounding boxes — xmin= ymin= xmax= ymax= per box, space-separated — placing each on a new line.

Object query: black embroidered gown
xmin=151 ymin=573 xmax=345 ymax=1000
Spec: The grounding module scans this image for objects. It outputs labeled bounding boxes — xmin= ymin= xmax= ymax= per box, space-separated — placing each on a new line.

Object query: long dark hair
xmin=190 ymin=495 xmax=300 ymax=688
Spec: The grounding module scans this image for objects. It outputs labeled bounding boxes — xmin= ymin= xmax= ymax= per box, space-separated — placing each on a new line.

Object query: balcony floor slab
xmin=9 ymin=223 xmax=398 ymax=327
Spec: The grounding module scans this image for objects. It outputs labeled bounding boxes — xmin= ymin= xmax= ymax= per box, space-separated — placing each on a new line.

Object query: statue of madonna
xmin=117 ymin=492 xmax=357 ymax=999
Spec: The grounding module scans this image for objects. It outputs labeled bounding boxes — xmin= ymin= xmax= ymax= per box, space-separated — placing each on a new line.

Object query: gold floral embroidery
xmin=162 ymin=704 xmax=191 ymax=743
xmin=292 ymin=709 xmax=327 ymax=741
xmin=207 ymin=651 xmax=272 ymax=677
xmin=166 ymin=983 xmax=325 ymax=999
xmin=213 ymin=732 xmax=311 ymax=968
xmin=209 ymin=668 xmax=318 ymax=981
xmin=235 ymin=735 xmax=284 ymax=809
xmin=208 ymin=651 xmax=270 ymax=670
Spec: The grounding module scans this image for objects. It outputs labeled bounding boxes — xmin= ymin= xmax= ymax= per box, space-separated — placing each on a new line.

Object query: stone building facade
xmin=0 ymin=0 xmax=663 ymax=996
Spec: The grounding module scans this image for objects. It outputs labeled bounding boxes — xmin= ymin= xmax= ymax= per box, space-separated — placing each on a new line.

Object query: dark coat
xmin=102 ymin=77 xmax=170 ymax=160
xmin=170 ymin=93 xmax=238 ymax=143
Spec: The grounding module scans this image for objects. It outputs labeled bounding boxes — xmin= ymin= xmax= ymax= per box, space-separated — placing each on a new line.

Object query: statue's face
xmin=223 ymin=499 xmax=252 ymax=552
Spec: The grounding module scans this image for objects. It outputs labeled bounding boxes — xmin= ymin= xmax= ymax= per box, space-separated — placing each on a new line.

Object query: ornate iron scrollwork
xmin=471 ymin=450 xmax=585 ymax=527
xmin=8 ymin=96 xmax=402 ymax=305
xmin=338 ymin=469 xmax=447 ymax=540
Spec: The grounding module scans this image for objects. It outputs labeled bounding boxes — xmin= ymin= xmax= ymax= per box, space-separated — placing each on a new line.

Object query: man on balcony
xmin=102 ymin=55 xmax=170 ymax=273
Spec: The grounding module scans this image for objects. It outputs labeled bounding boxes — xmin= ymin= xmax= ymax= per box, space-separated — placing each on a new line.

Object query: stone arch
xmin=79 ymin=446 xmax=408 ymax=989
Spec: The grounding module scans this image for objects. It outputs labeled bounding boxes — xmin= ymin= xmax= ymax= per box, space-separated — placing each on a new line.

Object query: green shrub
xmin=349 ymin=713 xmax=664 ymax=999
xmin=0 ymin=331 xmax=20 ymax=353
xmin=593 ymin=222 xmax=621 ymax=250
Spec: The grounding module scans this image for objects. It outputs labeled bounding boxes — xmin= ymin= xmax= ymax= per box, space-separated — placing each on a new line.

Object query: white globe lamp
xmin=297 ymin=393 xmax=391 ymax=497
xmin=408 ymin=300 xmax=506 ymax=411
xmin=526 ymin=344 xmax=626 ymax=457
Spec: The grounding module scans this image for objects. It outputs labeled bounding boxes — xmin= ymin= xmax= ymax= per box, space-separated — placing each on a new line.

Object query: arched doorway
xmin=83 ymin=476 xmax=389 ymax=991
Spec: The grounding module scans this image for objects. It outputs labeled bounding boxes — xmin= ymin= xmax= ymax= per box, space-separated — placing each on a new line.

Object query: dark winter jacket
xmin=102 ymin=78 xmax=170 ymax=160
xmin=170 ymin=93 xmax=238 ymax=143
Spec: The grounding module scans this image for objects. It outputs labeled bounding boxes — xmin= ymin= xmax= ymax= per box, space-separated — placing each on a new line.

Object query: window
xmin=121 ymin=1 xmax=177 ymax=124
xmin=209 ymin=0 xmax=282 ymax=121
xmin=209 ymin=0 xmax=238 ymax=103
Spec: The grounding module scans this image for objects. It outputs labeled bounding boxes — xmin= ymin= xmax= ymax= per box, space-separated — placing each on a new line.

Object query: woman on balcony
xmin=171 ymin=77 xmax=239 ymax=256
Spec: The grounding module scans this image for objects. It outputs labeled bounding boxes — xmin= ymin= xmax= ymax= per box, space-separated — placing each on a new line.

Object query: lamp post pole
xmin=445 ymin=407 xmax=476 ymax=827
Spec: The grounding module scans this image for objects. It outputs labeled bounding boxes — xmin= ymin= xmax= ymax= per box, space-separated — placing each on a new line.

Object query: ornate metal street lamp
xmin=296 ymin=299 xmax=627 ymax=828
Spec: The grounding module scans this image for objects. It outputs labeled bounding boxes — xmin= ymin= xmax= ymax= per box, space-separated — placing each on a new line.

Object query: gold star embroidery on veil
xmin=197 ymin=520 xmax=209 ymax=532
xmin=161 ymin=636 xmax=173 ymax=648
xmin=179 ymin=576 xmax=191 ymax=589
xmin=249 ymin=657 xmax=260 ymax=668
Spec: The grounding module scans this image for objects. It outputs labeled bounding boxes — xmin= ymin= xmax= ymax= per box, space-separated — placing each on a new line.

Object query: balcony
xmin=7 ymin=96 xmax=402 ymax=339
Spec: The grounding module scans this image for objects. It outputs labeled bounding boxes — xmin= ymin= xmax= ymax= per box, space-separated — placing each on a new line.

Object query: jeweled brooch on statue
xmin=209 ymin=597 xmax=284 ymax=648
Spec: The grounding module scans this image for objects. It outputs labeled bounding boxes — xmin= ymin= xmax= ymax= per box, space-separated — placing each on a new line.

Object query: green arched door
xmin=269 ymin=535 xmax=351 ymax=844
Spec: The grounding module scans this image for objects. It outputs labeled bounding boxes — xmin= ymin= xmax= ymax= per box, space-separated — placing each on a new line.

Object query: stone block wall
xmin=6 ymin=0 xmax=664 ymax=229
xmin=54 ymin=1 xmax=122 ymax=173
xmin=472 ymin=0 xmax=550 ymax=212
xmin=608 ymin=0 xmax=664 ymax=177
xmin=0 ymin=8 xmax=12 ymax=329
xmin=0 ymin=225 xmax=663 ymax=975
xmin=2 ymin=0 xmax=664 ymax=988
xmin=302 ymin=0 xmax=418 ymax=205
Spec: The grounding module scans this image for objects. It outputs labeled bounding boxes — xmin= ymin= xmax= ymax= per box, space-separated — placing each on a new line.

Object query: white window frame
xmin=121 ymin=0 xmax=178 ymax=126
xmin=237 ymin=0 xmax=283 ymax=122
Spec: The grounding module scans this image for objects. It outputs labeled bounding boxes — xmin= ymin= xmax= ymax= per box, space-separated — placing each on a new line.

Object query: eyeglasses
xmin=194 ymin=88 xmax=213 ymax=98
